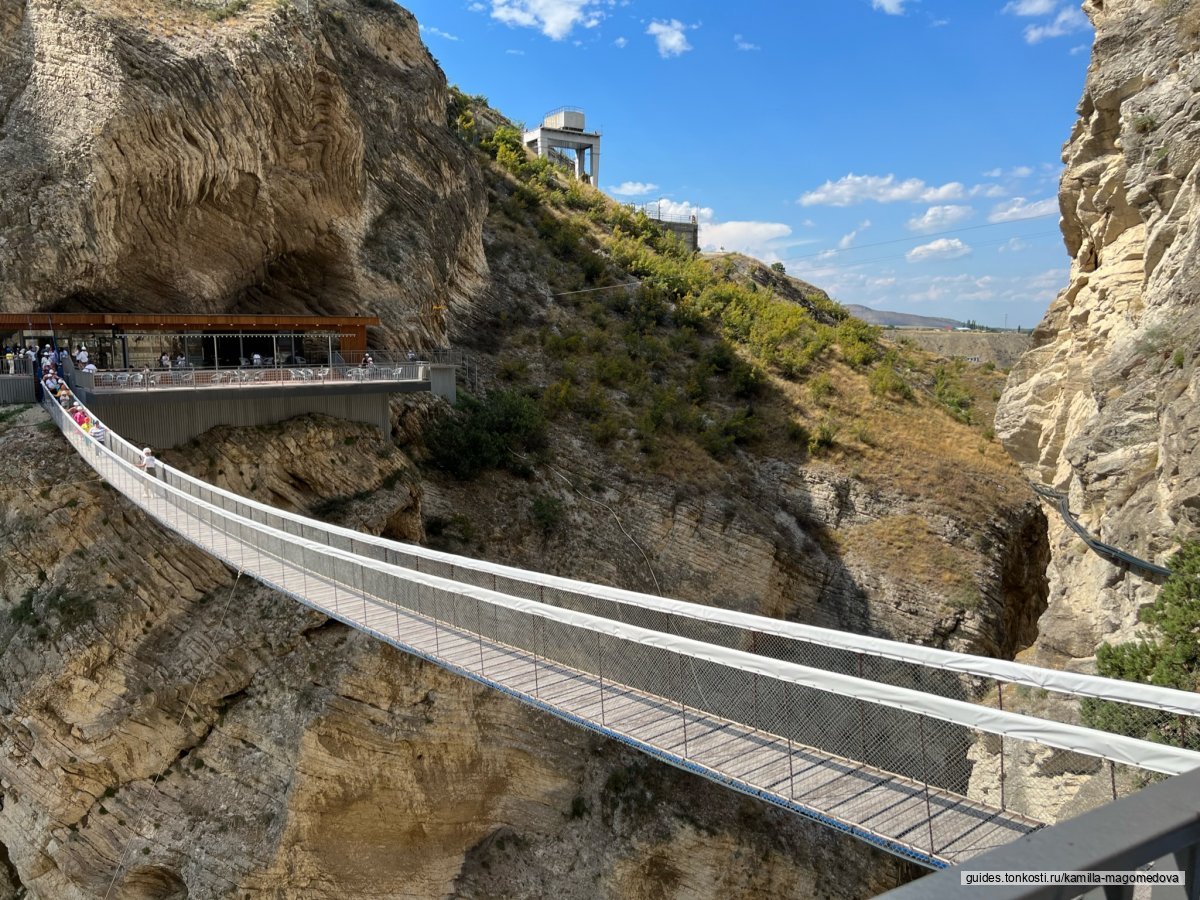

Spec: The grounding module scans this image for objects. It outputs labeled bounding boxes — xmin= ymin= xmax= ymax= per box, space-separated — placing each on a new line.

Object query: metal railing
xmin=74 ymin=365 xmax=428 ymax=392
xmin=879 ymin=763 xmax=1200 ymax=898
xmin=41 ymin=395 xmax=1200 ymax=870
xmin=1031 ymin=483 xmax=1172 ymax=579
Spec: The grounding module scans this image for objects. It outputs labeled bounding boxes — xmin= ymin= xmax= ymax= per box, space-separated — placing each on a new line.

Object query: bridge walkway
xmin=101 ymin=448 xmax=1040 ymax=866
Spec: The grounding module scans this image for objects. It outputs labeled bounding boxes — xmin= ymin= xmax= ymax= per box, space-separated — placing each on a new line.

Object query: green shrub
xmin=836 ymin=318 xmax=881 ymax=368
xmin=933 ymin=363 xmax=974 ymax=422
xmin=589 ymin=414 xmax=623 ymax=445
xmin=868 ymin=352 xmax=914 ymax=400
xmin=808 ymin=420 xmax=838 ymax=455
xmin=1083 ymin=543 xmax=1200 ymax=747
xmin=595 ymin=352 xmax=639 ymax=388
xmin=497 ymin=358 xmax=529 ymax=382
xmin=530 ymin=495 xmax=565 ymax=536
xmin=808 ymin=373 xmax=835 ymax=404
xmin=426 ymin=390 xmax=547 ymax=479
xmin=700 ymin=407 xmax=761 ymax=458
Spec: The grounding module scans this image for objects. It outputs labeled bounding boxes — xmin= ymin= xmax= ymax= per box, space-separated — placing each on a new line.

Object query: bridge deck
xmin=122 ymin=471 xmax=1042 ymax=868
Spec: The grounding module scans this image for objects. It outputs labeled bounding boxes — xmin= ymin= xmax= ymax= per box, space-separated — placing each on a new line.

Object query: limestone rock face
xmin=0 ymin=0 xmax=487 ymax=345
xmin=996 ymin=0 xmax=1200 ymax=666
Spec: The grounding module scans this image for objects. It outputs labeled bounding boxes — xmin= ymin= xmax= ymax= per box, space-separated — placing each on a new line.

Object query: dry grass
xmin=839 ymin=514 xmax=983 ymax=610
xmin=93 ymin=0 xmax=280 ymax=41
xmin=759 ymin=357 xmax=1023 ymax=520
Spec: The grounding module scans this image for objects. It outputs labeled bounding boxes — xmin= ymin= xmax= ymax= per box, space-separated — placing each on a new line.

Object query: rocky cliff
xmin=997 ymin=0 xmax=1200 ymax=667
xmin=0 ymin=0 xmax=486 ymax=345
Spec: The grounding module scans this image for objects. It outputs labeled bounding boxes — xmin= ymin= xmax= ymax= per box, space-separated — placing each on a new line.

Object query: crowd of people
xmin=1 ymin=342 xmax=101 ymax=376
xmin=43 ymin=373 xmax=109 ymax=451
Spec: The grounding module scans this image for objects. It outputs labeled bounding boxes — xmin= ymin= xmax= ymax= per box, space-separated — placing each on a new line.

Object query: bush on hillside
xmin=1082 ymin=543 xmax=1200 ymax=748
xmin=426 ymin=390 xmax=547 ymax=479
xmin=869 ymin=351 xmax=914 ymax=400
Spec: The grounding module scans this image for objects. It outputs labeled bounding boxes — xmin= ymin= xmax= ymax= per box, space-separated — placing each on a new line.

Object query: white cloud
xmin=505 ymin=48 xmax=525 ymax=55
xmin=1003 ymin=0 xmax=1056 ymax=15
xmin=734 ymin=33 xmax=760 ymax=51
xmin=1025 ymin=7 xmax=1089 ymax=43
xmin=988 ymin=196 xmax=1058 ymax=222
xmin=998 ymin=237 xmax=1029 ymax=253
xmin=701 ymin=221 xmax=793 ymax=255
xmin=872 ymin=0 xmax=907 ymax=14
xmin=838 ymin=220 xmax=872 ymax=249
xmin=647 ymin=19 xmax=692 ymax=57
xmin=614 ymin=36 xmax=628 ymax=48
xmin=970 ymin=183 xmax=1007 ymax=198
xmin=799 ymin=173 xmax=965 ymax=207
xmin=468 ymin=2 xmax=486 ymax=10
xmin=419 ymin=24 xmax=460 ymax=40
xmin=609 ymin=181 xmax=659 ymax=196
xmin=1070 ymin=43 xmax=1088 ymax=55
xmin=490 ymin=0 xmax=608 ymax=41
xmin=980 ymin=165 xmax=1033 ymax=180
xmin=906 ymin=238 xmax=972 ymax=263
xmin=907 ymin=204 xmax=973 ymax=232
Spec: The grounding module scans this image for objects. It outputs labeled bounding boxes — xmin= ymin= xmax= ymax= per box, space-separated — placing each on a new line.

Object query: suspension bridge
xmin=42 ymin=397 xmax=1200 ymax=871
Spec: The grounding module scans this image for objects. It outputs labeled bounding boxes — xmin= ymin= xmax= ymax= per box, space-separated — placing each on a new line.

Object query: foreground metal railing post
xmin=537 ymin=619 xmax=547 ymax=700
xmin=676 ymin=652 xmax=688 ymax=759
xmin=786 ymin=680 xmax=796 ymax=799
xmin=476 ymin=597 xmax=486 ymax=676
xmin=857 ymin=651 xmax=868 ymax=762
xmin=919 ymin=715 xmax=936 ymax=857
xmin=751 ymin=631 xmax=760 ymax=732
xmin=597 ymin=631 xmax=607 ymax=726
xmin=997 ymin=680 xmax=1007 ymax=811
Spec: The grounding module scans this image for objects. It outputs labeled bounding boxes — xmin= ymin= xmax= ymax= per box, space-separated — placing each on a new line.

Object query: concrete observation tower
xmin=523 ymin=107 xmax=600 ymax=185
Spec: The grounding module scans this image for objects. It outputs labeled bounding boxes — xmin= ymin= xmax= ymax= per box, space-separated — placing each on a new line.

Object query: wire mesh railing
xmin=43 ymin=396 xmax=1200 ymax=868
xmin=90 ymin=413 xmax=1200 ymax=743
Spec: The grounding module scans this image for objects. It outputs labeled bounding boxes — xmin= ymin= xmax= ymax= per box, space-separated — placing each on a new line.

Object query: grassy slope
xmin=419 ymin=97 xmax=1032 ymax=631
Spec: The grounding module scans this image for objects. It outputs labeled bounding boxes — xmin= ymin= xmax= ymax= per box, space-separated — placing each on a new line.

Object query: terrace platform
xmin=71 ymin=366 xmax=437 ymax=448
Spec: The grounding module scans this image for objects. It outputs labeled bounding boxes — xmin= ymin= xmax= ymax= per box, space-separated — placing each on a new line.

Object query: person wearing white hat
xmin=136 ymin=447 xmax=159 ymax=498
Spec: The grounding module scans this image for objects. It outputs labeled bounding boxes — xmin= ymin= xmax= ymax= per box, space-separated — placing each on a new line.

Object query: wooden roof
xmin=0 ymin=313 xmax=380 ymax=332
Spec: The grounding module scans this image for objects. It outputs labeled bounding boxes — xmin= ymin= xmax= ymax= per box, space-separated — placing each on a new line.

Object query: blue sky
xmin=401 ymin=0 xmax=1093 ymax=328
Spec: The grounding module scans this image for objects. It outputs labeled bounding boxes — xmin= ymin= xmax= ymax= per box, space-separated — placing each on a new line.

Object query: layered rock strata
xmin=997 ymin=0 xmax=1200 ymax=666
xmin=0 ymin=0 xmax=487 ymax=345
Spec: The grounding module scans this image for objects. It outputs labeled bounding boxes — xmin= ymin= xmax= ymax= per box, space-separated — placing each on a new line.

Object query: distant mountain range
xmin=844 ymin=305 xmax=964 ymax=330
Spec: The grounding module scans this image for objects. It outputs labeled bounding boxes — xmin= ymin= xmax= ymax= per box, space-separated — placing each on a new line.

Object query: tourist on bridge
xmin=76 ymin=345 xmax=88 ymax=365
xmin=89 ymin=420 xmax=107 ymax=453
xmin=137 ymin=447 xmax=160 ymax=497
